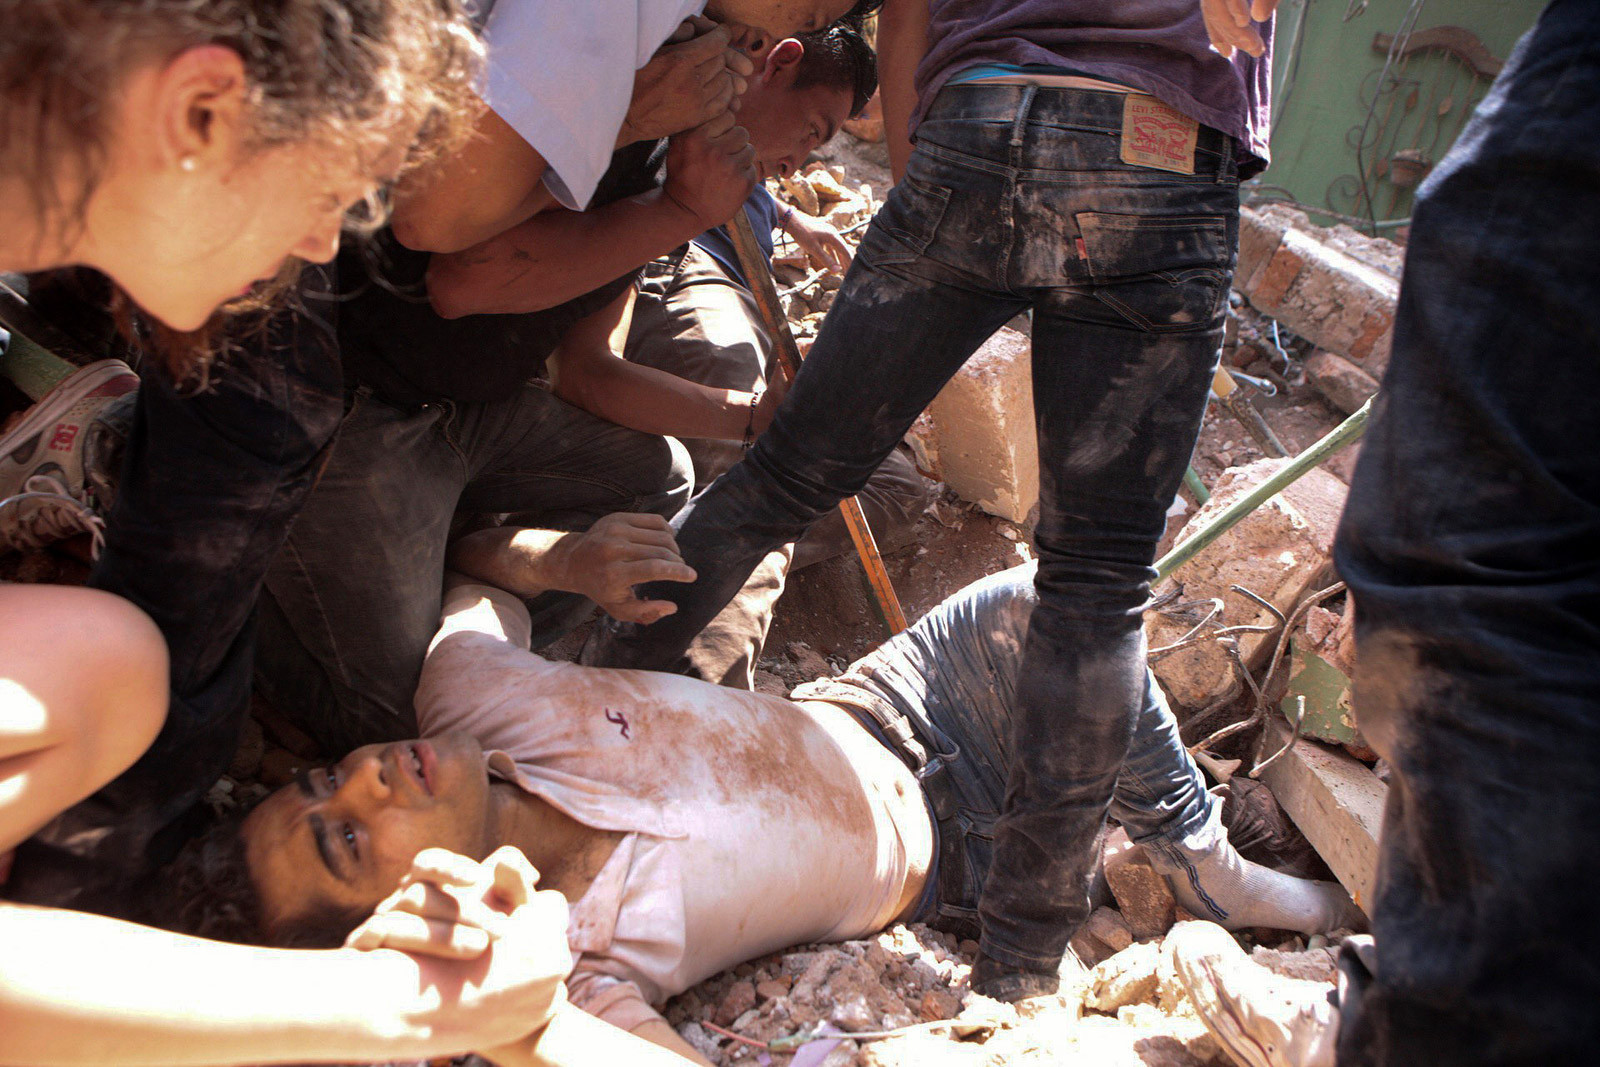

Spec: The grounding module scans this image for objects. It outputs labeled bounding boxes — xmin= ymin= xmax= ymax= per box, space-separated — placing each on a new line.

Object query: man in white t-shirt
xmin=391 ymin=1 xmax=877 ymax=255
xmin=215 ymin=563 xmax=1357 ymax=1063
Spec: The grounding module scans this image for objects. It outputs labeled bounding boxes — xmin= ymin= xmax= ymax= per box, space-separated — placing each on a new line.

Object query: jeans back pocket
xmin=1076 ymin=212 xmax=1232 ymax=333
xmin=864 ymin=176 xmax=954 ymax=266
xmin=932 ymin=808 xmax=996 ymax=942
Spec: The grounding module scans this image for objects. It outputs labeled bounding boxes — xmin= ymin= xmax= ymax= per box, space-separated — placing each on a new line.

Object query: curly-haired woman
xmin=0 ymin=4 xmax=628 ymax=1066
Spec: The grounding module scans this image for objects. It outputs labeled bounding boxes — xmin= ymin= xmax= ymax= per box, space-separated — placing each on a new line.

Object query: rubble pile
xmin=1235 ymin=204 xmax=1403 ymax=414
xmin=667 ymin=918 xmax=1348 ymax=1067
xmin=770 ymin=164 xmax=880 ymax=340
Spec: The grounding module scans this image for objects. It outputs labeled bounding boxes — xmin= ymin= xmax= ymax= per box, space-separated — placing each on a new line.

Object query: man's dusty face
xmin=707 ymin=1 xmax=857 ymax=38
xmin=241 ymin=732 xmax=499 ymax=935
xmin=742 ymin=74 xmax=855 ymax=181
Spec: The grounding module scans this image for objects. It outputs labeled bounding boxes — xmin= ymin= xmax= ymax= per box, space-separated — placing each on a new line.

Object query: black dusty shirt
xmin=336 ymin=139 xmax=665 ymax=408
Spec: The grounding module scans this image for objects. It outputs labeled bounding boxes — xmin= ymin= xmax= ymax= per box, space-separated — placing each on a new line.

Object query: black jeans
xmin=257 ymin=385 xmax=691 ymax=756
xmin=591 ymin=85 xmax=1239 ymax=970
xmin=1333 ymin=2 xmax=1600 ymax=1062
xmin=5 ymin=278 xmax=344 ymax=905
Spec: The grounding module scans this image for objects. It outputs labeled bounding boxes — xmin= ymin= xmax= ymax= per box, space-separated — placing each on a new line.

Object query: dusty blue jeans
xmin=828 ymin=563 xmax=1219 ymax=939
xmin=1333 ymin=2 xmax=1600 ymax=1063
xmin=589 ymin=84 xmax=1238 ymax=969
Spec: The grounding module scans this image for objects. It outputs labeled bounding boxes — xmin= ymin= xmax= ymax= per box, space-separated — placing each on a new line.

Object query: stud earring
xmin=178 ymin=155 xmax=198 ymax=173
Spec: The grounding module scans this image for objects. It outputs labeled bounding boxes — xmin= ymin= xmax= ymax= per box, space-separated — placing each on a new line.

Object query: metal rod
xmin=1156 ymin=397 xmax=1373 ymax=581
xmin=728 ymin=210 xmax=908 ymax=634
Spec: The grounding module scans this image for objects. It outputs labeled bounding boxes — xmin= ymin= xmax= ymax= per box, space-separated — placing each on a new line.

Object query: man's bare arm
xmin=878 ymin=0 xmax=934 ymax=184
xmin=426 ymin=188 xmax=703 ymax=317
xmin=390 ymin=106 xmax=555 ymax=254
xmin=427 ymin=111 xmax=755 ymax=317
xmin=448 ymin=512 xmax=696 ymax=626
xmin=545 ymin=288 xmax=777 ymax=441
xmin=391 ymin=20 xmax=751 ymax=256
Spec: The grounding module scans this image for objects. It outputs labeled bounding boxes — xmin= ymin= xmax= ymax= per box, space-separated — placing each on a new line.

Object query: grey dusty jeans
xmin=823 ymin=562 xmax=1223 ymax=940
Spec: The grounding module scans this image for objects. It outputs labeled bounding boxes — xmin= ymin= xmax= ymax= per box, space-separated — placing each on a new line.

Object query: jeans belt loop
xmin=1218 ymin=134 xmax=1234 ymax=184
xmin=791 ymin=675 xmax=930 ymax=771
xmin=1009 ymin=84 xmax=1039 ymax=148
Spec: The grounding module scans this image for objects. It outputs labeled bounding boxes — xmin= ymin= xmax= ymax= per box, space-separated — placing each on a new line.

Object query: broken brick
xmin=714 ymin=979 xmax=756 ymax=1026
xmin=1104 ymin=848 xmax=1177 ymax=941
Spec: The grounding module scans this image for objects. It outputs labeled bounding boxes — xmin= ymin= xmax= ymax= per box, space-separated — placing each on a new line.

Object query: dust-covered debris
xmin=666 ymin=919 xmax=1332 ymax=1067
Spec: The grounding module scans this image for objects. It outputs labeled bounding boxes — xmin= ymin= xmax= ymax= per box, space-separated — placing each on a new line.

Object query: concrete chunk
xmin=1235 ymin=206 xmax=1400 ymax=379
xmin=916 ymin=327 xmax=1038 ymax=523
xmin=1148 ymin=458 xmax=1348 ymax=710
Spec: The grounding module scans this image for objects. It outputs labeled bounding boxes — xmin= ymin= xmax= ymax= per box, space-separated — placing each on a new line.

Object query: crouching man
xmin=185 ymin=565 xmax=1357 ymax=1061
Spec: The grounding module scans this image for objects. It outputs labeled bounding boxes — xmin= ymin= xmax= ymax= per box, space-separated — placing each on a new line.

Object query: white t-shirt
xmin=416 ymin=585 xmax=934 ymax=1032
xmin=480 ymin=0 xmax=706 ymax=210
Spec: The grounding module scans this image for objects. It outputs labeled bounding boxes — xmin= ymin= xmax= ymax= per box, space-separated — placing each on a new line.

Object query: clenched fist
xmin=664 ymin=110 xmax=759 ymax=230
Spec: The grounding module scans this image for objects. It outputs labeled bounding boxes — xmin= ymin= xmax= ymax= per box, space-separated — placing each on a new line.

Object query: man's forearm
xmin=0 ymin=905 xmax=478 ymax=1067
xmin=427 ymin=189 xmax=706 ymax=318
xmin=552 ymin=350 xmax=757 ymax=441
xmin=878 ymin=0 xmax=933 ymax=183
xmin=389 ymin=106 xmax=554 ymax=254
xmin=448 ymin=528 xmax=575 ymax=600
xmin=483 ymin=1003 xmax=704 ymax=1067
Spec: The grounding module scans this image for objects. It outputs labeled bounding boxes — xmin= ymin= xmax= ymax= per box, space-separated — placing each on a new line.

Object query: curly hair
xmin=1 ymin=0 xmax=485 ymax=381
xmin=150 ymin=809 xmax=367 ymax=950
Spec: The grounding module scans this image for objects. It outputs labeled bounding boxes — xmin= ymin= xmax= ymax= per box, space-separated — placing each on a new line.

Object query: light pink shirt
xmin=416 ymin=585 xmax=934 ymax=1031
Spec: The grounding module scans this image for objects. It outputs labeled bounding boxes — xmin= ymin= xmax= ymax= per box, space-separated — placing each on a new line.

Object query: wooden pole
xmin=727 ymin=210 xmax=908 ymax=635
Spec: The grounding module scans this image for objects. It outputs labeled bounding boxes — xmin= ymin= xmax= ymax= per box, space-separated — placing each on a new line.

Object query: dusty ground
xmin=660 ymin=917 xmax=1347 ymax=1067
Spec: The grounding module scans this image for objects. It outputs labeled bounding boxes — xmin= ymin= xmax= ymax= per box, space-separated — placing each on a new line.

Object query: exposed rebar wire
xmin=1253 ymin=694 xmax=1308 ymax=777
xmin=1185 ymin=581 xmax=1349 ymax=766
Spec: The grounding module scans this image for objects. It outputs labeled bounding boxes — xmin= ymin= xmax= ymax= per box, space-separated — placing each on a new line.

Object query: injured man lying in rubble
xmin=182 ymin=564 xmax=1358 ymax=1061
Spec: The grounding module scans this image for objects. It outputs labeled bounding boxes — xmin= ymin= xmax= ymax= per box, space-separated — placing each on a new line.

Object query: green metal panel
xmin=1258 ymin=0 xmax=1543 ymax=231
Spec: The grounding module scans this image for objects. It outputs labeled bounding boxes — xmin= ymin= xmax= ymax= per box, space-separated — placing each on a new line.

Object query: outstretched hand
xmin=781 ymin=209 xmax=853 ymax=275
xmin=1198 ymin=0 xmax=1278 ymax=58
xmin=346 ymin=847 xmax=573 ymax=1051
xmin=558 ymin=512 xmax=697 ymax=625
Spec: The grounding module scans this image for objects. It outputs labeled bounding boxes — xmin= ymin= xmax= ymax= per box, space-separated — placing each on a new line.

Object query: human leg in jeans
xmin=5 ymin=289 xmax=345 ymax=909
xmin=590 ymin=85 xmax=1240 ymax=986
xmin=259 ymin=383 xmax=690 ymax=755
xmin=1168 ymin=6 xmax=1600 ymax=1065
xmin=1332 ymin=4 xmax=1600 ymax=1063
xmin=622 ymin=245 xmax=931 ymax=685
xmin=841 ymin=563 xmax=1355 ymax=948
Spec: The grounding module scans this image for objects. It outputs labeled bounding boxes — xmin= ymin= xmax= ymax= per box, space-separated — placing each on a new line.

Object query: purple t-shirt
xmin=911 ymin=0 xmax=1273 ymax=172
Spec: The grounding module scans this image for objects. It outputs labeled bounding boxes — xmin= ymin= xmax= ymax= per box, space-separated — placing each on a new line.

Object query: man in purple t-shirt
xmin=587 ymin=0 xmax=1274 ymax=1002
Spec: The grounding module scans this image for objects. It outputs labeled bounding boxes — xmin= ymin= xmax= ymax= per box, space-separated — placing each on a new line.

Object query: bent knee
xmin=636 ymin=435 xmax=695 ymax=517
xmin=0 ymin=586 xmax=167 ymax=792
